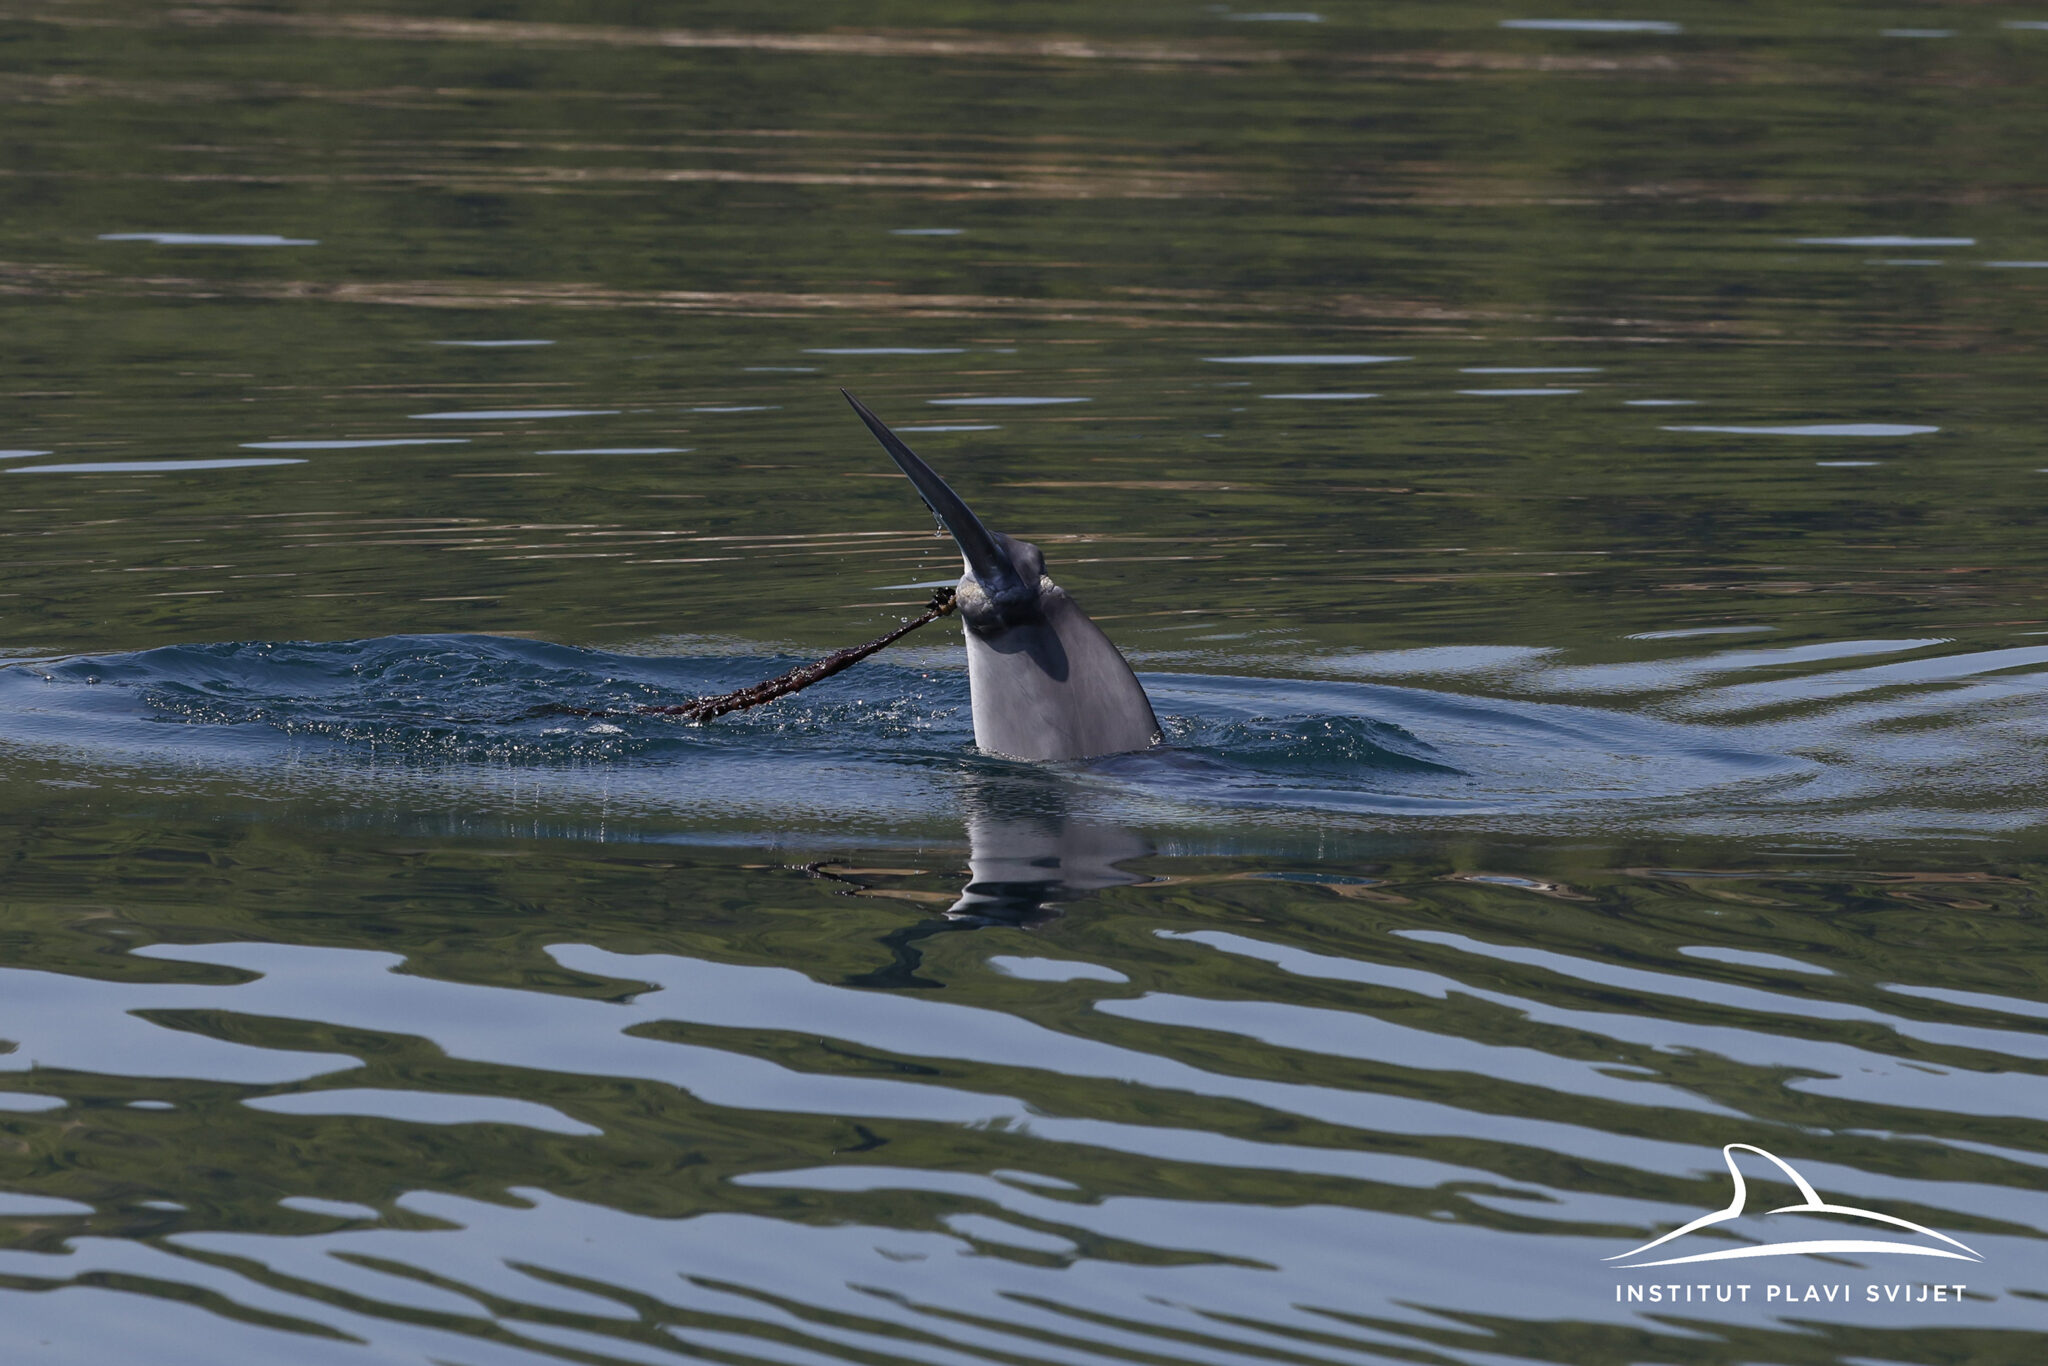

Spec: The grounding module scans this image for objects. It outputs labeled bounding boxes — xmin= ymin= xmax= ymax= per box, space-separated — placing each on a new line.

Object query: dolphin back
xmin=963 ymin=590 xmax=1160 ymax=761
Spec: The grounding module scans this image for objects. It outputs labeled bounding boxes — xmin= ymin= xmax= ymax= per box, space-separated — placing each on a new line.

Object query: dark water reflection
xmin=3 ymin=3 xmax=2048 ymax=1363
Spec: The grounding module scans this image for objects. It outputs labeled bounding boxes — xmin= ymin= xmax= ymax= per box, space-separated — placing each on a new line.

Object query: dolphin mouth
xmin=842 ymin=390 xmax=1035 ymax=618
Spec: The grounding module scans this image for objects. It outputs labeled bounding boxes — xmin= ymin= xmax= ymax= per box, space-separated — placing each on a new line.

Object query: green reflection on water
xmin=0 ymin=1 xmax=2044 ymax=662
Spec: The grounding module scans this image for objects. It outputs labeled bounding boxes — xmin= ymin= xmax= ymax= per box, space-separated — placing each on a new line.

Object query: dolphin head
xmin=843 ymin=390 xmax=1161 ymax=762
xmin=950 ymin=531 xmax=1046 ymax=635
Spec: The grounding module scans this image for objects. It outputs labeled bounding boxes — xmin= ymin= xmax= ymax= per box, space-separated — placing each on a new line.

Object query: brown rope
xmin=527 ymin=587 xmax=956 ymax=723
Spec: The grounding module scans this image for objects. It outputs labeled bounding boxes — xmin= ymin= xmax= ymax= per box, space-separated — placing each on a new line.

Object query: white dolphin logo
xmin=1607 ymin=1144 xmax=1982 ymax=1268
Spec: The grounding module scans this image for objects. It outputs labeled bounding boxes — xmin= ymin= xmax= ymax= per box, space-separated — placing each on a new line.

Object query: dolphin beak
xmin=842 ymin=390 xmax=1031 ymax=605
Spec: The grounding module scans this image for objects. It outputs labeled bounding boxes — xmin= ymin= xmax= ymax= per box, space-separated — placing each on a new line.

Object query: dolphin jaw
xmin=956 ymin=537 xmax=1052 ymax=635
xmin=955 ymin=576 xmax=1035 ymax=634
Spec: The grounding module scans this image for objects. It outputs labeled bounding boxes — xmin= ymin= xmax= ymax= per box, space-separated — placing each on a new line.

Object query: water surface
xmin=3 ymin=3 xmax=2047 ymax=1363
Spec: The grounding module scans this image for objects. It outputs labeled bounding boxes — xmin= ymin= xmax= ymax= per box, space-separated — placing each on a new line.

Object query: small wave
xmin=45 ymin=613 xmax=2046 ymax=838
xmin=1173 ymin=713 xmax=1461 ymax=777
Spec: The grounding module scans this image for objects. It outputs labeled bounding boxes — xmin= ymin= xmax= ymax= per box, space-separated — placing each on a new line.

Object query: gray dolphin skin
xmin=843 ymin=391 xmax=1162 ymax=762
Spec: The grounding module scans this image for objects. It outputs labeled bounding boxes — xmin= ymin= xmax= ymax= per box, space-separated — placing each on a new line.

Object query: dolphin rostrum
xmin=843 ymin=391 xmax=1161 ymax=762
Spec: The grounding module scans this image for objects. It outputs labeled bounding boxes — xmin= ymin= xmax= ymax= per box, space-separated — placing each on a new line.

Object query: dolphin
xmin=843 ymin=391 xmax=1161 ymax=762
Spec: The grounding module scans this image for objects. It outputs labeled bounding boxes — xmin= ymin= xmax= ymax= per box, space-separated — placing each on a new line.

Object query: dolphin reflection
xmin=945 ymin=804 xmax=1152 ymax=928
xmin=843 ymin=391 xmax=1161 ymax=762
xmin=839 ymin=780 xmax=1151 ymax=987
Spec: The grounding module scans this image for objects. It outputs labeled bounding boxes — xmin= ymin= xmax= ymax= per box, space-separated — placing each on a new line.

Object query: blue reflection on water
xmin=6 ymin=458 xmax=307 ymax=474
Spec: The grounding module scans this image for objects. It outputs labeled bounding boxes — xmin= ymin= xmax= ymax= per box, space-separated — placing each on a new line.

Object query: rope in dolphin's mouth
xmin=519 ymin=588 xmax=957 ymax=724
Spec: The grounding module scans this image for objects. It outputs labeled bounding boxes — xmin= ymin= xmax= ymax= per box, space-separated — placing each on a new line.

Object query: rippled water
xmin=4 ymin=4 xmax=2048 ymax=1363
